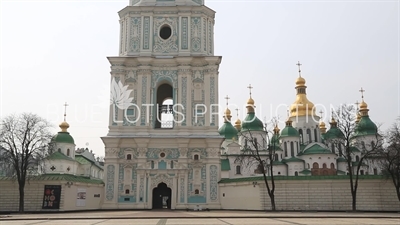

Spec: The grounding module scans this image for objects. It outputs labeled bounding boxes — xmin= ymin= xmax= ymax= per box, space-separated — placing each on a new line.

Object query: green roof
xmin=241 ymin=113 xmax=264 ymax=131
xmin=337 ymin=157 xmax=347 ymax=163
xmin=221 ymin=159 xmax=231 ymax=171
xmin=300 ymin=143 xmax=333 ymax=155
xmin=52 ymin=131 xmax=75 ymax=144
xmin=75 ymin=155 xmax=103 ymax=169
xmin=272 ymin=160 xmax=286 ymax=165
xmin=324 ymin=127 xmax=344 ymax=140
xmin=47 ymin=151 xmax=75 ymax=162
xmin=337 ymin=170 xmax=347 ymax=175
xmin=354 ymin=116 xmax=377 ymax=137
xmin=218 ymin=121 xmax=238 ymax=140
xmin=282 ymin=157 xmax=304 ymax=163
xmin=280 ymin=126 xmax=299 ymax=137
xmin=0 ymin=174 xmax=104 ymax=184
xmin=299 ymin=169 xmax=312 ymax=174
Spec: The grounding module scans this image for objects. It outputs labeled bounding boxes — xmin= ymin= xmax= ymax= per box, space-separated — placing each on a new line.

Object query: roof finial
xmin=63 ymin=102 xmax=69 ymax=122
xmin=359 ymin=87 xmax=365 ymax=100
xmin=247 ymin=84 xmax=253 ymax=97
xmin=235 ymin=108 xmax=239 ymax=117
xmin=355 ymin=100 xmax=360 ymax=110
xmin=296 ymin=61 xmax=302 ymax=77
xmin=319 ymin=109 xmax=323 ymax=118
xmin=225 ymin=95 xmax=230 ymax=107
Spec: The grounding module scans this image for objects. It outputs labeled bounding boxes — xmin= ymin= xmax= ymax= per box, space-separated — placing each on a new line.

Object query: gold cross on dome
xmin=359 ymin=87 xmax=365 ymax=99
xmin=319 ymin=110 xmax=323 ymax=118
xmin=63 ymin=102 xmax=69 ymax=122
xmin=296 ymin=61 xmax=302 ymax=77
xmin=224 ymin=95 xmax=230 ymax=106
xmin=235 ymin=108 xmax=239 ymax=117
xmin=355 ymin=100 xmax=360 ymax=110
xmin=247 ymin=84 xmax=253 ymax=97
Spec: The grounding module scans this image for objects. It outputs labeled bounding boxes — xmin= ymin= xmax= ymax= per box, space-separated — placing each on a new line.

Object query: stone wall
xmin=220 ymin=177 xmax=400 ymax=211
xmin=0 ymin=180 xmax=104 ymax=212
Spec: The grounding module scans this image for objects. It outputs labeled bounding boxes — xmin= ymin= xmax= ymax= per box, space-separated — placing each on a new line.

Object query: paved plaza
xmin=1 ymin=210 xmax=400 ymax=225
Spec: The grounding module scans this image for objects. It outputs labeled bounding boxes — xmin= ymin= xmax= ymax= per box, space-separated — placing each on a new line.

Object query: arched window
xmin=295 ymin=171 xmax=298 ymax=176
xmin=171 ymin=160 xmax=174 ymax=169
xmin=330 ymin=163 xmax=335 ymax=169
xmin=274 ymin=154 xmax=278 ymax=161
xmin=373 ymin=168 xmax=378 ymax=175
xmin=58 ymin=148 xmax=61 ymax=152
xmin=290 ymin=142 xmax=294 ymax=157
xmin=125 ymin=189 xmax=130 ymax=194
xmin=244 ymin=139 xmax=248 ymax=148
xmin=236 ymin=165 xmax=241 ymax=174
xmin=371 ymin=141 xmax=375 ymax=148
xmin=284 ymin=142 xmax=288 ymax=157
xmin=306 ymin=129 xmax=312 ymax=144
xmin=296 ymin=142 xmax=299 ymax=153
xmin=338 ymin=144 xmax=342 ymax=156
xmin=194 ymin=154 xmax=199 ymax=160
xmin=67 ymin=149 xmax=70 ymax=156
xmin=356 ymin=155 xmax=360 ymax=162
xmin=127 ymin=154 xmax=132 ymax=160
xmin=313 ymin=162 xmax=319 ymax=169
xmin=299 ymin=129 xmax=303 ymax=144
xmin=323 ymin=163 xmax=327 ymax=169
xmin=360 ymin=170 xmax=364 ymax=175
xmin=195 ymin=189 xmax=199 ymax=194
xmin=254 ymin=138 xmax=258 ymax=145
xmin=151 ymin=161 xmax=154 ymax=169
xmin=331 ymin=143 xmax=335 ymax=153
xmin=307 ymin=163 xmax=310 ymax=169
xmin=314 ymin=129 xmax=318 ymax=142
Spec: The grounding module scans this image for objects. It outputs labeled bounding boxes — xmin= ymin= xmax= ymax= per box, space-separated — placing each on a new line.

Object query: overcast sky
xmin=1 ymin=0 xmax=398 ymax=157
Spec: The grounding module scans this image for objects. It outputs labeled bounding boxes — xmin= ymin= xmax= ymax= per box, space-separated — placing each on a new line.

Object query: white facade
xmin=102 ymin=0 xmax=222 ymax=210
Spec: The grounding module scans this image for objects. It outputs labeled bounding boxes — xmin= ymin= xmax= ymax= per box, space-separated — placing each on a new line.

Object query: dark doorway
xmin=152 ymin=182 xmax=172 ymax=209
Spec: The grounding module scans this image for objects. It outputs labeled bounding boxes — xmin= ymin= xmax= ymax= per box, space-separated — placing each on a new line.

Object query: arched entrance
xmin=152 ymin=182 xmax=172 ymax=209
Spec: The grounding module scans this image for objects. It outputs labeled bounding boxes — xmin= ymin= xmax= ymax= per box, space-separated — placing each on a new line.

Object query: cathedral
xmin=98 ymin=0 xmax=380 ymax=210
xmin=11 ymin=0 xmax=385 ymax=212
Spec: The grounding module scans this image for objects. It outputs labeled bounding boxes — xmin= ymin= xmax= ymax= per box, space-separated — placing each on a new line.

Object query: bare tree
xmin=379 ymin=118 xmax=400 ymax=201
xmin=236 ymin=122 xmax=278 ymax=211
xmin=330 ymin=104 xmax=382 ymax=211
xmin=0 ymin=113 xmax=53 ymax=212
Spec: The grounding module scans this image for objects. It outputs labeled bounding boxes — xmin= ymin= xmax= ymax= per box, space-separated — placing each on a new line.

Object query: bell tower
xmin=102 ymin=0 xmax=222 ymax=210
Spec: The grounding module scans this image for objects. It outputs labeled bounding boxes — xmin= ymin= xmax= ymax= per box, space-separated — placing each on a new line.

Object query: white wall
xmin=220 ymin=178 xmax=400 ymax=211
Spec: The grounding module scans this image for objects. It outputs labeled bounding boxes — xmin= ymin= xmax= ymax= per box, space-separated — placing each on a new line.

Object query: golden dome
xmin=273 ymin=124 xmax=280 ymax=134
xmin=359 ymin=100 xmax=368 ymax=110
xmin=319 ymin=120 xmax=327 ymax=134
xmin=290 ymin=76 xmax=316 ymax=117
xmin=355 ymin=112 xmax=361 ymax=123
xmin=247 ymin=97 xmax=254 ymax=105
xmin=246 ymin=97 xmax=255 ymax=113
xmin=234 ymin=118 xmax=241 ymax=131
xmin=59 ymin=121 xmax=70 ymax=132
xmin=290 ymin=96 xmax=316 ymax=117
xmin=224 ymin=108 xmax=232 ymax=121
xmin=295 ymin=76 xmax=306 ymax=87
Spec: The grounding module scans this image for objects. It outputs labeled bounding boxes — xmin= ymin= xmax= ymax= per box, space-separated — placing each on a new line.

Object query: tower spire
xmin=63 ymin=102 xmax=69 ymax=122
xmin=223 ymin=95 xmax=232 ymax=121
xmin=247 ymin=84 xmax=253 ymax=97
xmin=296 ymin=61 xmax=302 ymax=77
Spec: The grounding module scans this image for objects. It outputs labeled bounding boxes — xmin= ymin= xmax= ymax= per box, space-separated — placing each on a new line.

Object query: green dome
xmin=52 ymin=131 xmax=75 ymax=144
xmin=241 ymin=113 xmax=264 ymax=131
xmin=354 ymin=116 xmax=377 ymax=137
xmin=324 ymin=127 xmax=344 ymax=140
xmin=280 ymin=126 xmax=299 ymax=137
xmin=218 ymin=121 xmax=238 ymax=139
